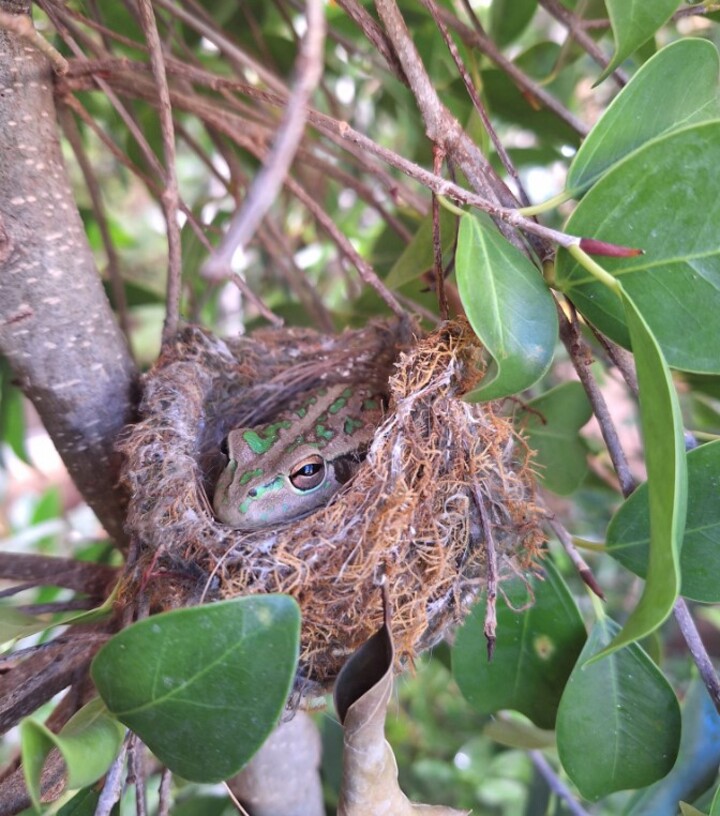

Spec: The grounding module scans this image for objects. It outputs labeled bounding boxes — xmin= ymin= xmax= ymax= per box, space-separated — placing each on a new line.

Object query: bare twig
xmin=445 ymin=1 xmax=589 ymax=137
xmin=422 ymin=0 xmax=532 ymax=208
xmin=674 ymin=598 xmax=720 ymax=714
xmin=156 ymin=0 xmax=285 ymax=93
xmin=530 ymin=751 xmax=592 ymax=816
xmin=158 ymin=768 xmax=172 ymax=816
xmin=473 ymin=484 xmax=498 ymax=660
xmin=136 ymin=0 xmax=183 ymax=344
xmin=431 ymin=146 xmax=449 ymax=321
xmin=203 ymin=0 xmax=326 ymax=280
xmin=0 ymin=8 xmax=68 ymax=73
xmin=538 ymin=0 xmax=628 ymax=87
xmin=287 ymin=175 xmax=406 ymax=318
xmin=559 ymin=308 xmax=636 ymax=497
xmin=57 ymin=104 xmax=134 ymax=356
xmin=675 ymin=3 xmax=720 ymax=19
xmin=95 ymin=732 xmax=129 ymax=816
xmin=547 ymin=517 xmax=604 ymax=599
xmin=375 ymin=0 xmax=514 ymax=210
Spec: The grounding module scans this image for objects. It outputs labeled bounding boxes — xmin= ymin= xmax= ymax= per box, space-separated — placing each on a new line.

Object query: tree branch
xmin=0 ymin=6 xmax=137 ymax=544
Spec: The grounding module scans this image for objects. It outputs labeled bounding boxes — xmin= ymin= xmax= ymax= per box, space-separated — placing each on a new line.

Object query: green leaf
xmin=483 ymin=717 xmax=555 ymax=751
xmin=607 ymin=440 xmax=720 ymax=602
xmin=456 ymin=212 xmax=557 ymax=401
xmin=597 ymin=0 xmax=680 ymax=83
xmin=712 ymin=782 xmax=720 ymax=816
xmin=57 ymin=788 xmax=102 ymax=816
xmin=0 ymin=356 xmax=30 ymax=466
xmin=568 ymin=40 xmax=720 ymax=195
xmin=624 ymin=680 xmax=720 ymax=816
xmin=680 ymin=805 xmax=708 ymax=816
xmin=20 ymin=698 xmax=125 ymax=811
xmin=0 ymin=603 xmax=112 ymax=645
xmin=522 ymin=382 xmax=592 ymax=495
xmin=452 ymin=559 xmax=586 ymax=730
xmin=591 ymin=289 xmax=687 ymax=659
xmin=91 ymin=596 xmax=300 ymax=783
xmin=557 ymin=121 xmax=720 ymax=374
xmin=489 ymin=0 xmax=537 ymax=46
xmin=384 ymin=207 xmax=457 ymax=290
xmin=556 ymin=617 xmax=681 ymax=801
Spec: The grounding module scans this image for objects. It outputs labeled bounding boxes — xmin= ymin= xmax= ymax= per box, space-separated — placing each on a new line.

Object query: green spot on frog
xmin=239 ymin=467 xmax=263 ymax=485
xmin=239 ymin=475 xmax=284 ymax=514
xmin=329 ymin=387 xmax=354 ymax=414
xmin=242 ymin=420 xmax=292 ymax=454
xmin=344 ymin=416 xmax=364 ymax=435
xmin=315 ymin=423 xmax=335 ymax=441
xmin=362 ymin=398 xmax=380 ymax=411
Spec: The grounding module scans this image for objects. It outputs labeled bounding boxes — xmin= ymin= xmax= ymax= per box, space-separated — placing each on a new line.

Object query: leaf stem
xmin=567 ymin=245 xmax=621 ymax=295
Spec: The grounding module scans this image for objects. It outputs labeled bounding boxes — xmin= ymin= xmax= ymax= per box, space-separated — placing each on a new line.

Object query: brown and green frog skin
xmin=213 ymin=385 xmax=385 ymax=529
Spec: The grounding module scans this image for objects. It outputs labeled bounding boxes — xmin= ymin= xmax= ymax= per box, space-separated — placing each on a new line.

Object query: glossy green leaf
xmin=556 ymin=617 xmax=681 ymax=801
xmin=557 ymin=121 xmax=720 ymax=374
xmin=680 ymin=805 xmax=707 ymax=816
xmin=0 ymin=356 xmax=30 ymax=466
xmin=21 ymin=698 xmax=125 ymax=811
xmin=57 ymin=788 xmax=102 ymax=816
xmin=384 ymin=207 xmax=457 ymax=290
xmin=607 ymin=440 xmax=720 ymax=602
xmin=453 ymin=559 xmax=586 ymax=729
xmin=624 ymin=680 xmax=720 ymax=816
xmin=0 ymin=594 xmax=112 ymax=645
xmin=489 ymin=0 xmax=537 ymax=46
xmin=712 ymin=782 xmax=720 ymax=816
xmin=92 ymin=596 xmax=300 ymax=783
xmin=522 ymin=382 xmax=592 ymax=495
xmin=591 ymin=289 xmax=687 ymax=659
xmin=568 ymin=40 xmax=720 ymax=195
xmin=598 ymin=0 xmax=680 ymax=83
xmin=456 ymin=212 xmax=557 ymax=401
xmin=483 ymin=717 xmax=555 ymax=751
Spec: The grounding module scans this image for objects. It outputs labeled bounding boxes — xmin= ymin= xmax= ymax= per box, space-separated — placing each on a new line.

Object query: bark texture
xmin=0 ymin=2 xmax=138 ymax=543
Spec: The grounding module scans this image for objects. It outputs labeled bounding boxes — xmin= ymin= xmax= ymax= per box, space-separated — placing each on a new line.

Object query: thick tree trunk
xmin=0 ymin=1 xmax=138 ymax=543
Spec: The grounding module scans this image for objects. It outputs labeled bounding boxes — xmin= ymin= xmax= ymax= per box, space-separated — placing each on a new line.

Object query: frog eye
xmin=289 ymin=454 xmax=326 ymax=492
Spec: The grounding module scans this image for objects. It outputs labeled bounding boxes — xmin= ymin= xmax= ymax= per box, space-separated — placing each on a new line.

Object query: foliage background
xmin=1 ymin=0 xmax=720 ymax=814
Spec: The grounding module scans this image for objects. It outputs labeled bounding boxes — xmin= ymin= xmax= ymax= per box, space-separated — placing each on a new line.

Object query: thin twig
xmin=559 ymin=308 xmax=636 ymax=498
xmin=538 ymin=0 xmax=628 ymax=87
xmin=674 ymin=598 xmax=720 ymax=715
xmin=422 ymin=0 xmax=532 ymax=208
xmin=160 ymin=0 xmax=286 ymax=93
xmin=530 ymin=751 xmax=592 ymax=816
xmin=128 ymin=735 xmax=148 ymax=816
xmin=675 ymin=3 xmax=720 ymax=19
xmin=375 ymin=0 xmax=513 ymax=209
xmin=95 ymin=732 xmax=130 ymax=816
xmin=431 ymin=146 xmax=449 ymax=321
xmin=445 ymin=2 xmax=589 ymax=137
xmin=473 ymin=485 xmax=498 ymax=660
xmin=158 ymin=768 xmax=172 ymax=816
xmin=287 ymin=175 xmax=407 ymax=318
xmin=591 ymin=329 xmax=639 ymax=396
xmin=203 ymin=0 xmax=326 ymax=280
xmin=0 ymin=9 xmax=69 ymax=74
xmin=136 ymin=0 xmax=183 ymax=344
xmin=57 ymin=104 xmax=134 ymax=357
xmin=547 ymin=517 xmax=604 ymax=599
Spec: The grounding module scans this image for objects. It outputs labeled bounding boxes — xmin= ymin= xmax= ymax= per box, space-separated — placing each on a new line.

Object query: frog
xmin=212 ymin=384 xmax=385 ymax=529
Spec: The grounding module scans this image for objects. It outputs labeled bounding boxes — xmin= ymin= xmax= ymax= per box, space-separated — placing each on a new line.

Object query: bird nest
xmin=117 ymin=318 xmax=544 ymax=688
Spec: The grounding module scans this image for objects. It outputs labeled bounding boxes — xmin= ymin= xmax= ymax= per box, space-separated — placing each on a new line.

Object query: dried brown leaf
xmin=334 ymin=624 xmax=468 ymax=816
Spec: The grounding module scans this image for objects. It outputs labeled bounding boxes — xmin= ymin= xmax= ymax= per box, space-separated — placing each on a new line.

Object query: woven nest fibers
xmin=117 ymin=318 xmax=545 ymax=687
